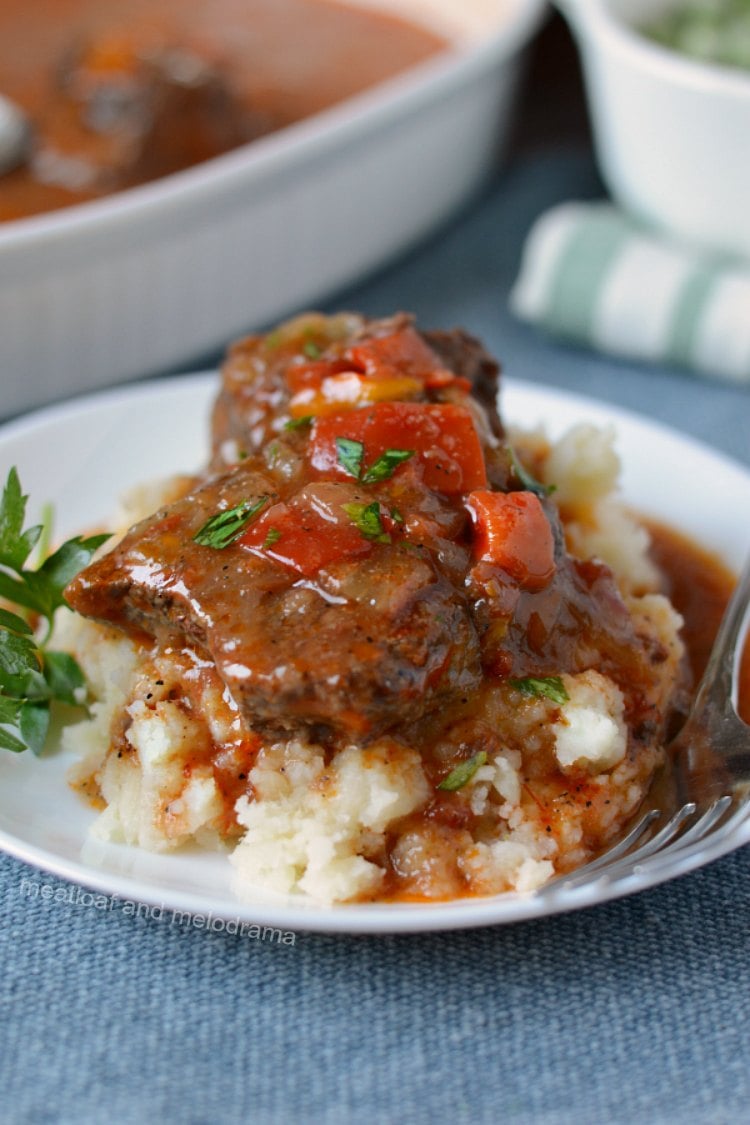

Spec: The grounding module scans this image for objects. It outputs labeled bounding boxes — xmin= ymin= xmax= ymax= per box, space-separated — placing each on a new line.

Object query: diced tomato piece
xmin=466 ymin=490 xmax=556 ymax=591
xmin=238 ymin=501 xmax=372 ymax=577
xmin=346 ymin=327 xmax=470 ymax=393
xmin=346 ymin=327 xmax=441 ymax=377
xmin=309 ymin=402 xmax=487 ymax=494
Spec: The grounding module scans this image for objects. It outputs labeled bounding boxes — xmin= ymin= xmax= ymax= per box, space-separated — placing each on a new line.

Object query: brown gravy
xmin=648 ymin=521 xmax=750 ymax=722
xmin=0 ymin=0 xmax=446 ymax=221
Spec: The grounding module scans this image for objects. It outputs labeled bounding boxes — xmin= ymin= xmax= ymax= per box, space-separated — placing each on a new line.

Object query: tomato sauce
xmin=0 ymin=0 xmax=445 ymax=220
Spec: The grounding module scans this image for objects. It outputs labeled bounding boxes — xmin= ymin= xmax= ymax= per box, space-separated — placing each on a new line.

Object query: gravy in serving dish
xmin=0 ymin=0 xmax=446 ymax=220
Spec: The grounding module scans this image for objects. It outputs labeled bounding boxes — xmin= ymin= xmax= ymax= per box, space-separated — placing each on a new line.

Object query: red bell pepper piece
xmin=309 ymin=402 xmax=487 ymax=494
xmin=238 ymin=501 xmax=373 ymax=577
xmin=466 ymin=490 xmax=555 ymax=591
xmin=346 ymin=327 xmax=471 ymax=392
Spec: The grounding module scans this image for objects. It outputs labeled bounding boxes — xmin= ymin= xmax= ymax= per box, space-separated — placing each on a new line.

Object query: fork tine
xmin=552 ymin=809 xmax=660 ymax=883
xmin=564 ymin=795 xmax=746 ymax=893
xmin=668 ymin=796 xmax=733 ymax=848
xmin=551 ymin=803 xmax=697 ymax=892
xmin=631 ymin=794 xmax=750 ymax=879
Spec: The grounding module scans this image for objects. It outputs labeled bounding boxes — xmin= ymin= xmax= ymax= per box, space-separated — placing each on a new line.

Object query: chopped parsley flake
xmin=193 ymin=496 xmax=269 ymax=549
xmin=341 ymin=502 xmax=390 ymax=543
xmin=509 ymin=446 xmax=556 ymax=498
xmin=510 ymin=676 xmax=569 ymax=705
xmin=335 ymin=437 xmax=365 ymax=480
xmin=262 ymin=528 xmax=282 ymax=549
xmin=284 ymin=415 xmax=313 ymax=431
xmin=438 ymin=751 xmax=488 ymax=792
xmin=362 ymin=449 xmax=414 ymax=484
xmin=336 ymin=438 xmax=414 ymax=485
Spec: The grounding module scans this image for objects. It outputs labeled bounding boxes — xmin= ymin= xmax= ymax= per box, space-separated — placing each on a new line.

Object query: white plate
xmin=1 ymin=374 xmax=749 ymax=934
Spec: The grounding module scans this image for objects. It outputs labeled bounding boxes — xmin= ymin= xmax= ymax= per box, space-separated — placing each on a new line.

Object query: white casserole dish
xmin=0 ymin=0 xmax=546 ymax=419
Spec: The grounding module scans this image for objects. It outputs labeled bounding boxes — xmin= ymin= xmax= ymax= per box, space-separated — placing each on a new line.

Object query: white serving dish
xmin=0 ymin=0 xmax=546 ymax=420
xmin=557 ymin=0 xmax=750 ymax=259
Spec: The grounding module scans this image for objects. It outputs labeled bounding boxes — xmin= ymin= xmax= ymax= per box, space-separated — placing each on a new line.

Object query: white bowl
xmin=0 ymin=0 xmax=546 ymax=420
xmin=557 ymin=0 xmax=750 ymax=258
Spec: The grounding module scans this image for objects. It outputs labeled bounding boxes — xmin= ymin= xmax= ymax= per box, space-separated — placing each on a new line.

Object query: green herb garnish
xmin=0 ymin=468 xmax=108 ymax=756
xmin=335 ymin=437 xmax=365 ymax=480
xmin=284 ymin=415 xmax=313 ymax=431
xmin=302 ymin=340 xmax=322 ymax=359
xmin=342 ymin=502 xmax=390 ymax=543
xmin=193 ymin=496 xmax=269 ymax=549
xmin=510 ymin=676 xmax=569 ymax=705
xmin=508 ymin=446 xmax=555 ymax=498
xmin=437 ymin=751 xmax=488 ymax=792
xmin=362 ymin=449 xmax=414 ymax=484
xmin=262 ymin=528 xmax=282 ymax=549
xmin=335 ymin=438 xmax=414 ymax=485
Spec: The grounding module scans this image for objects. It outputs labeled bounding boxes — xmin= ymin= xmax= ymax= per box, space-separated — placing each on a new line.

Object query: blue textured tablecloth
xmin=3 ymin=132 xmax=750 ymax=1125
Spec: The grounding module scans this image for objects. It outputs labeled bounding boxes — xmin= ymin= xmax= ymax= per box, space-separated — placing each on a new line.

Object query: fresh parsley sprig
xmin=0 ymin=468 xmax=109 ymax=756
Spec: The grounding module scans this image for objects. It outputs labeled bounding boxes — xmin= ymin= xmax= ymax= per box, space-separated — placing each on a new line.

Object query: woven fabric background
xmin=3 ymin=841 xmax=750 ymax=1124
xmin=2 ymin=140 xmax=750 ymax=1123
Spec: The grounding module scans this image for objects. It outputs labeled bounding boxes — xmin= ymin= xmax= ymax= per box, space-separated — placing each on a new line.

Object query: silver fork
xmin=542 ymin=551 xmax=750 ymax=897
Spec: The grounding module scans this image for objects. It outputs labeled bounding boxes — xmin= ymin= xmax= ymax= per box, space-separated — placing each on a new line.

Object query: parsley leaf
xmin=42 ymin=650 xmax=86 ymax=707
xmin=362 ymin=449 xmax=414 ymax=484
xmin=262 ymin=528 xmax=282 ymax=549
xmin=302 ymin=339 xmax=322 ymax=359
xmin=0 ymin=725 xmax=26 ymax=754
xmin=20 ymin=534 xmax=110 ymax=629
xmin=0 ymin=607 xmax=33 ymax=635
xmin=335 ymin=437 xmax=364 ymax=480
xmin=0 ymin=467 xmax=108 ymax=756
xmin=336 ymin=438 xmax=415 ymax=486
xmin=18 ymin=702 xmax=49 ymax=757
xmin=508 ymin=447 xmax=555 ymax=498
xmin=510 ymin=676 xmax=569 ymax=705
xmin=193 ymin=496 xmax=269 ymax=549
xmin=342 ymin=502 xmax=390 ymax=543
xmin=0 ymin=468 xmax=43 ymax=572
xmin=437 ymin=751 xmax=488 ymax=792
xmin=284 ymin=415 xmax=313 ymax=431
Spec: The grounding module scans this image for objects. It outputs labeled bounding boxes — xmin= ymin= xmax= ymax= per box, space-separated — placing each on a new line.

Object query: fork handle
xmin=693 ymin=553 xmax=750 ymax=718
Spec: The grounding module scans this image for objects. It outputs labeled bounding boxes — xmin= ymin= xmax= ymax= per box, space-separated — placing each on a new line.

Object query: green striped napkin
xmin=510 ymin=202 xmax=750 ymax=383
